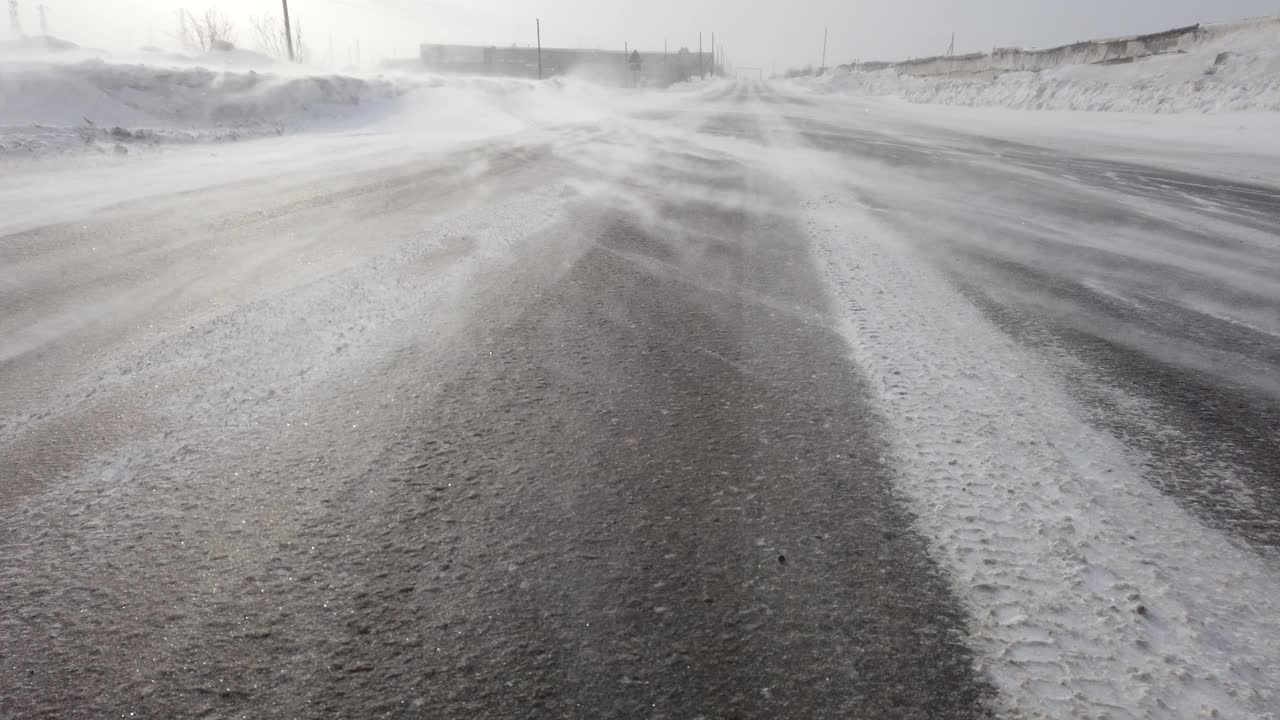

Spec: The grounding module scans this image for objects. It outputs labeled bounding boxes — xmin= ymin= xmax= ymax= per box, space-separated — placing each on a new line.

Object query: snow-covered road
xmin=2 ymin=80 xmax=1278 ymax=719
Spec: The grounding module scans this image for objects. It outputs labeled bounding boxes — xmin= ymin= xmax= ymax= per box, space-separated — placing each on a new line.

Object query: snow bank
xmin=0 ymin=32 xmax=284 ymax=69
xmin=0 ymin=50 xmax=681 ymax=157
xmin=0 ymin=60 xmax=409 ymax=128
xmin=798 ymin=26 xmax=1280 ymax=113
xmin=756 ymin=135 xmax=1280 ymax=718
xmin=0 ymin=55 xmax=419 ymax=154
xmin=0 ymin=34 xmax=80 ymax=53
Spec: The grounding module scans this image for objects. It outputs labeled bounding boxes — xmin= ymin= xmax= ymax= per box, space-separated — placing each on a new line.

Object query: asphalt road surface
xmin=3 ymin=81 xmax=1278 ymax=718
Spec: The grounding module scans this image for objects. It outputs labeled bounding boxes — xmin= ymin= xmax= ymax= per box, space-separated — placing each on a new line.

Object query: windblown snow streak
xmin=803 ymin=177 xmax=1280 ymax=719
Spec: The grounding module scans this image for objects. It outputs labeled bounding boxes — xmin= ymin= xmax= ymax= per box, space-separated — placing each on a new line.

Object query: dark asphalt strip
xmin=275 ymin=125 xmax=994 ymax=717
xmin=279 ymin=177 xmax=994 ymax=717
xmin=1 ymin=111 xmax=996 ymax=718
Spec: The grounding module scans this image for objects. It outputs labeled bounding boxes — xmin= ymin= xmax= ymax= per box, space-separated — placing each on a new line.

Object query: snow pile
xmin=799 ymin=27 xmax=1280 ymax=113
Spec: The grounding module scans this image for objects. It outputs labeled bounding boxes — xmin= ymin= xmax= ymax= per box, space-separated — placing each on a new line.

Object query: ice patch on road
xmin=798 ymin=188 xmax=1280 ymax=717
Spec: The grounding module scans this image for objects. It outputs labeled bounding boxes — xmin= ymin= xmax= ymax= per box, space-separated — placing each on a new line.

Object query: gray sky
xmin=31 ymin=0 xmax=1280 ymax=70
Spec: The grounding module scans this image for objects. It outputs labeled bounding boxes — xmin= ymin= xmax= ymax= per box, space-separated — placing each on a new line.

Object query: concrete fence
xmin=838 ymin=15 xmax=1280 ymax=80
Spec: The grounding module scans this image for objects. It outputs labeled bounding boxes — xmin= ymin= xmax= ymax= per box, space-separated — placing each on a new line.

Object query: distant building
xmin=419 ymin=43 xmax=703 ymax=86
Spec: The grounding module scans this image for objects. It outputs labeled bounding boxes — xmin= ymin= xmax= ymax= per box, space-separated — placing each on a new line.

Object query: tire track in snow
xmin=803 ymin=193 xmax=1280 ymax=718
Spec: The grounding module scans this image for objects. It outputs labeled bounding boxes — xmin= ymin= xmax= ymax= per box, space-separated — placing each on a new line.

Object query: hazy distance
xmin=26 ymin=0 xmax=1280 ymax=71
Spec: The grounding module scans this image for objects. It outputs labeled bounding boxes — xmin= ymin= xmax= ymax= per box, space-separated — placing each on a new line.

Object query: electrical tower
xmin=9 ymin=0 xmax=21 ymax=35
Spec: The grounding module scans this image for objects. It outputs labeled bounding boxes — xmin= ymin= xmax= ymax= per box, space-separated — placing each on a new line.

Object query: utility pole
xmin=9 ymin=0 xmax=21 ymax=35
xmin=536 ymin=18 xmax=542 ymax=79
xmin=820 ymin=26 xmax=828 ymax=74
xmin=711 ymin=32 xmax=715 ymax=76
xmin=699 ymin=32 xmax=703 ymax=79
xmin=947 ymin=32 xmax=955 ymax=56
xmin=281 ymin=0 xmax=295 ymax=61
xmin=38 ymin=3 xmax=46 ymax=36
xmin=328 ymin=33 xmax=333 ymax=66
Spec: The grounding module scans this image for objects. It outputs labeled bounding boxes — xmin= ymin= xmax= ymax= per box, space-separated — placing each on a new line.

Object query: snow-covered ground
xmin=795 ymin=25 xmax=1280 ymax=113
xmin=4 ymin=25 xmax=1279 ymax=716
xmin=0 ymin=36 xmax=712 ymax=157
xmin=0 ymin=58 xmax=416 ymax=152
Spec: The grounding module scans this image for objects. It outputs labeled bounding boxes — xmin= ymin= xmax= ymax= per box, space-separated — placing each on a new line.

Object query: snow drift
xmin=796 ymin=24 xmax=1280 ymax=113
xmin=0 ymin=50 xmax=416 ymax=154
xmin=0 ymin=60 xmax=411 ymax=128
xmin=0 ymin=35 xmax=713 ymax=157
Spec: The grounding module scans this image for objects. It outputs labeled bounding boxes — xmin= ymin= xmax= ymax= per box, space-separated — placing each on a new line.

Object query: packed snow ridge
xmin=795 ymin=21 xmax=1280 ymax=113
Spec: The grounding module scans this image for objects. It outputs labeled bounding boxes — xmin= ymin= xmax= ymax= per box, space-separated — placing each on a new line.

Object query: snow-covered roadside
xmin=793 ymin=26 xmax=1280 ymax=114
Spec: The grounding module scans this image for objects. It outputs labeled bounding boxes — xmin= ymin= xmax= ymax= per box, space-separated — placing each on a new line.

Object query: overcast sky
xmin=30 ymin=0 xmax=1280 ymax=70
